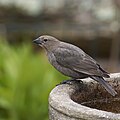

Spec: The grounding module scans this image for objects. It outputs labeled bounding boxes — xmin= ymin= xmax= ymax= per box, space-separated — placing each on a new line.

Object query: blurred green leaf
xmin=0 ymin=40 xmax=68 ymax=120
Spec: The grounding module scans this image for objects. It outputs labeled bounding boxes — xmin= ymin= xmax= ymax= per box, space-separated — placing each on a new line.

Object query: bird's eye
xmin=44 ymin=39 xmax=48 ymax=42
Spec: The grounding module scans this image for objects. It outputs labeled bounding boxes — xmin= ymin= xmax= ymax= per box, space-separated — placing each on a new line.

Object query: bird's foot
xmin=56 ymin=79 xmax=83 ymax=86
xmin=60 ymin=79 xmax=74 ymax=85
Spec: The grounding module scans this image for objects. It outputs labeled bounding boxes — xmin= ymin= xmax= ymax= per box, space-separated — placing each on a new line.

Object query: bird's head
xmin=33 ymin=35 xmax=60 ymax=51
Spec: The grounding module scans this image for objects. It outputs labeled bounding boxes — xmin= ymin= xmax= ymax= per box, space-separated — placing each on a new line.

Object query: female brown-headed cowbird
xmin=33 ymin=35 xmax=117 ymax=96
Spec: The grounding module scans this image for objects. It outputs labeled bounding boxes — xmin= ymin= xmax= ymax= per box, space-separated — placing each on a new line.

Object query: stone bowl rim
xmin=49 ymin=73 xmax=120 ymax=120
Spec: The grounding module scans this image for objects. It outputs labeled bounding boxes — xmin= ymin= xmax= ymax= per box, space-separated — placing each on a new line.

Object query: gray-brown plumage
xmin=33 ymin=35 xmax=117 ymax=96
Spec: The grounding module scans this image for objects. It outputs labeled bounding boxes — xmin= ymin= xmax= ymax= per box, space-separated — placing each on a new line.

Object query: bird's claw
xmin=60 ymin=80 xmax=73 ymax=85
xmin=56 ymin=80 xmax=72 ymax=86
xmin=56 ymin=79 xmax=83 ymax=86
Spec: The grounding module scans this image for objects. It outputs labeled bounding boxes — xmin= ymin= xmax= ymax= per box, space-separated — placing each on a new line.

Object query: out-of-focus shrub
xmin=0 ymin=40 xmax=67 ymax=120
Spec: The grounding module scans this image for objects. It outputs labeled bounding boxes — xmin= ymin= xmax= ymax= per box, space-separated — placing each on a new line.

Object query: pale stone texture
xmin=49 ymin=73 xmax=120 ymax=120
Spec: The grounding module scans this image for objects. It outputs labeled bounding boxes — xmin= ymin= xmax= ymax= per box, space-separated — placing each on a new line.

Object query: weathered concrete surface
xmin=49 ymin=73 xmax=120 ymax=120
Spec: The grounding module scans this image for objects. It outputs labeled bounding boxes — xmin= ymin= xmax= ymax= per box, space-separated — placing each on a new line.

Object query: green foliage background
xmin=0 ymin=39 xmax=68 ymax=120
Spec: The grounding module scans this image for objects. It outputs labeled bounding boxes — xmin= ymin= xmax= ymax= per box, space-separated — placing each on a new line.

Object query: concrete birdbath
xmin=49 ymin=73 xmax=120 ymax=120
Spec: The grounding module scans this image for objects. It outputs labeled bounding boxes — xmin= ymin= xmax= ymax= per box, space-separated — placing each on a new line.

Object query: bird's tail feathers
xmin=91 ymin=76 xmax=117 ymax=96
xmin=97 ymin=64 xmax=110 ymax=78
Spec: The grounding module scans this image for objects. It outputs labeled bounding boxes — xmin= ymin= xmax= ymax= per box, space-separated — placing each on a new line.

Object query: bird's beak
xmin=33 ymin=38 xmax=42 ymax=45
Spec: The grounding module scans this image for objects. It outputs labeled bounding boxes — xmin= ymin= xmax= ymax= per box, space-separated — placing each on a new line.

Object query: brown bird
xmin=33 ymin=35 xmax=117 ymax=96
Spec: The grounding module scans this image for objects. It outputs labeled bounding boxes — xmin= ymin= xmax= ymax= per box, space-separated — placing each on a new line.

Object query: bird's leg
xmin=56 ymin=78 xmax=83 ymax=86
xmin=59 ymin=79 xmax=75 ymax=85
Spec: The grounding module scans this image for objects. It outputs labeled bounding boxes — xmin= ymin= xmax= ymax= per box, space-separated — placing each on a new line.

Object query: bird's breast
xmin=47 ymin=52 xmax=84 ymax=78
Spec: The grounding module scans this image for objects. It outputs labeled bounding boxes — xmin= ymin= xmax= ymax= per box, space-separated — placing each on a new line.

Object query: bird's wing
xmin=53 ymin=47 xmax=107 ymax=77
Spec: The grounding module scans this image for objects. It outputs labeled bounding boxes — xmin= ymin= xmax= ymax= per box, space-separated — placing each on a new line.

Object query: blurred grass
xmin=0 ymin=39 xmax=68 ymax=120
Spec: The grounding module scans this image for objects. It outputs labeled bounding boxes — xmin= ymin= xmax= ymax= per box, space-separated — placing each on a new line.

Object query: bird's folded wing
xmin=53 ymin=47 xmax=104 ymax=76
